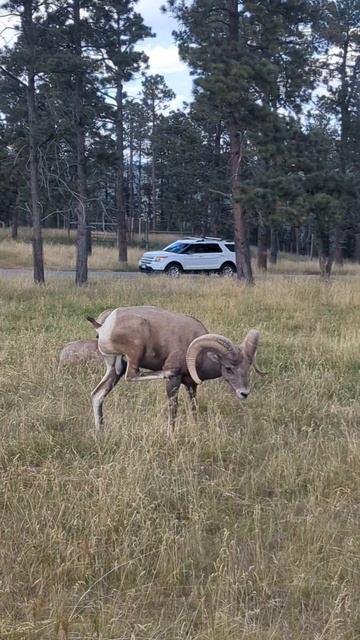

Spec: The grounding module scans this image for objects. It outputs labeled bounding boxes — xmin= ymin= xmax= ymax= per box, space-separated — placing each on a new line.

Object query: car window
xmin=164 ymin=242 xmax=189 ymax=254
xmin=225 ymin=243 xmax=235 ymax=252
xmin=205 ymin=244 xmax=223 ymax=253
xmin=182 ymin=244 xmax=202 ymax=254
xmin=184 ymin=243 xmax=223 ymax=254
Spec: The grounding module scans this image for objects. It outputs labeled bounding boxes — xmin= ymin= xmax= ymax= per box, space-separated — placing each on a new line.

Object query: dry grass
xmin=0 ymin=237 xmax=141 ymax=271
xmin=1 ymin=228 xmax=360 ymax=277
xmin=268 ymin=255 xmax=360 ymax=277
xmin=0 ymin=228 xmax=182 ymax=272
xmin=1 ymin=275 xmax=360 ymax=639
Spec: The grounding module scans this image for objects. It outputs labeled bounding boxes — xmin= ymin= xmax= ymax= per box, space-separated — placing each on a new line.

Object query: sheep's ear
xmin=242 ymin=330 xmax=260 ymax=360
xmin=87 ymin=316 xmax=101 ymax=329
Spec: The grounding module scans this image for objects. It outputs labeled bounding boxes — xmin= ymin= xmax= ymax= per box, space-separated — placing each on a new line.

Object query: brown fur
xmin=88 ymin=306 xmax=262 ymax=435
xmin=97 ymin=306 xmax=207 ymax=378
xmin=59 ymin=339 xmax=102 ymax=366
xmin=59 ymin=309 xmax=114 ymax=366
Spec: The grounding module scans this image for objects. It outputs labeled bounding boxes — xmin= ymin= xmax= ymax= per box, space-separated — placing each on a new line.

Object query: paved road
xmin=0 ymin=267 xmax=140 ymax=280
xmin=0 ymin=267 xmax=358 ymax=281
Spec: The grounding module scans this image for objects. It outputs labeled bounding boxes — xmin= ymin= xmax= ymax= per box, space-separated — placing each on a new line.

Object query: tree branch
xmin=209 ymin=188 xmax=230 ymax=198
xmin=0 ymin=65 xmax=27 ymax=89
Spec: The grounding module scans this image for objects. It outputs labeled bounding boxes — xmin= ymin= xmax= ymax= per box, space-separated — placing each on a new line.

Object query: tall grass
xmin=0 ymin=228 xmax=181 ymax=270
xmin=1 ymin=276 xmax=360 ymax=638
xmin=1 ymin=230 xmax=360 ymax=277
xmin=0 ymin=238 xmax=141 ymax=271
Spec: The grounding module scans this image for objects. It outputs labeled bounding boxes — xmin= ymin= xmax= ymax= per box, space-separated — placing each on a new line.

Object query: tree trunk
xmin=138 ymin=142 xmax=142 ymax=228
xmin=86 ymin=227 xmax=92 ymax=255
xmin=310 ymin=233 xmax=315 ymax=260
xmin=317 ymin=230 xmax=336 ymax=280
xmin=269 ymin=226 xmax=278 ymax=264
xmin=73 ymin=0 xmax=88 ymax=286
xmin=339 ymin=36 xmax=350 ymax=175
xmin=228 ymin=0 xmax=253 ymax=284
xmin=319 ymin=255 xmax=334 ymax=279
xmin=151 ymin=104 xmax=156 ymax=232
xmin=11 ymin=206 xmax=18 ymax=240
xmin=23 ymin=0 xmax=45 ymax=284
xmin=354 ymin=233 xmax=360 ymax=263
xmin=257 ymin=221 xmax=268 ymax=271
xmin=335 ymin=227 xmax=344 ymax=266
xmin=128 ymin=114 xmax=134 ymax=224
xmin=229 ymin=124 xmax=252 ymax=283
xmin=209 ymin=121 xmax=222 ymax=235
xmin=116 ymin=76 xmax=127 ymax=265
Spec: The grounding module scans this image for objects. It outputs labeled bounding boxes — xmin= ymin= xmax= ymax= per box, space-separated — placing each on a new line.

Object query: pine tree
xmin=124 ymin=100 xmax=150 ymax=231
xmin=93 ymin=1 xmax=152 ymax=264
xmin=141 ymin=75 xmax=175 ymax=231
xmin=0 ymin=0 xmax=46 ymax=282
xmin=316 ymin=0 xmax=360 ymax=265
xmin=167 ymin=0 xmax=317 ymax=283
xmin=155 ymin=110 xmax=213 ymax=232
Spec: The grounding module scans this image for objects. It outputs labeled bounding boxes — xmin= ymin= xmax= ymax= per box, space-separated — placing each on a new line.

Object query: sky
xmin=0 ymin=0 xmax=194 ymax=111
xmin=130 ymin=0 xmax=193 ymax=109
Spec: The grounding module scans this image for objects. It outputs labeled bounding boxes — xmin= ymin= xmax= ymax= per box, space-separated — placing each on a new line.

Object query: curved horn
xmin=242 ymin=330 xmax=268 ymax=376
xmin=242 ymin=330 xmax=260 ymax=360
xmin=253 ymin=355 xmax=268 ymax=376
xmin=186 ymin=334 xmax=237 ymax=385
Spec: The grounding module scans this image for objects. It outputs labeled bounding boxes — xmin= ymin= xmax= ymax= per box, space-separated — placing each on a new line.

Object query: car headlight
xmin=153 ymin=256 xmax=168 ymax=262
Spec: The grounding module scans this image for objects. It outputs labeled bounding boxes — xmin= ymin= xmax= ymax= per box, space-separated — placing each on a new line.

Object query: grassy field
xmin=0 ymin=229 xmax=181 ymax=271
xmin=1 ymin=275 xmax=360 ymax=639
xmin=1 ymin=228 xmax=360 ymax=276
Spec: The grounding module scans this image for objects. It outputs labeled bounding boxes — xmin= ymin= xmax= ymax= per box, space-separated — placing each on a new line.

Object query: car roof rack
xmin=183 ymin=236 xmax=223 ymax=242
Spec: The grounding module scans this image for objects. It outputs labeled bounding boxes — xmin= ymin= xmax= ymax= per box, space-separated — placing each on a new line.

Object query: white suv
xmin=138 ymin=237 xmax=237 ymax=277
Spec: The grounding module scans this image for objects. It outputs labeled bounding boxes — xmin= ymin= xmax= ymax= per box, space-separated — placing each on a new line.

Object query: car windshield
xmin=164 ymin=242 xmax=189 ymax=254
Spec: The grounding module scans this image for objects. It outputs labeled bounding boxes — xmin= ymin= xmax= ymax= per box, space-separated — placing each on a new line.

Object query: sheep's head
xmin=186 ymin=331 xmax=266 ymax=400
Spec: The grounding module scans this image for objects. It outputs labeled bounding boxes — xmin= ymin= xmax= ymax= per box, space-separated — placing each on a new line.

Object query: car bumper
xmin=139 ymin=264 xmax=154 ymax=273
xmin=139 ymin=263 xmax=166 ymax=273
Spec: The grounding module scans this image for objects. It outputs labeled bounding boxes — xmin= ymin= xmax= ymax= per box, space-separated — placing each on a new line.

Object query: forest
xmin=0 ymin=0 xmax=360 ymax=284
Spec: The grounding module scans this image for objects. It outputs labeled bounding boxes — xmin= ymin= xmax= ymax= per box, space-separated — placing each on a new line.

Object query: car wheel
xmin=220 ymin=263 xmax=236 ymax=277
xmin=165 ymin=263 xmax=182 ymax=278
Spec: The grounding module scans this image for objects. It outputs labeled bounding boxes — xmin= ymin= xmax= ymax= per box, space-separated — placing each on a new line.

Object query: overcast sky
xmin=0 ymin=0 xmax=193 ymax=111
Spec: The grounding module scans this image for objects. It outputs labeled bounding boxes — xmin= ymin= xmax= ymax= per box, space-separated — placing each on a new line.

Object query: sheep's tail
xmin=86 ymin=316 xmax=102 ymax=329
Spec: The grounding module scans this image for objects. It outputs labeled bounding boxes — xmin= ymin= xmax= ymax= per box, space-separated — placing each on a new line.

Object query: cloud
xmin=130 ymin=42 xmax=193 ymax=109
xmin=143 ymin=44 xmax=188 ymax=76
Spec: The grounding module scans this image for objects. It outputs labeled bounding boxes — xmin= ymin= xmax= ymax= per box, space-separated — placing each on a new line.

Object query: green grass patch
xmin=0 ymin=277 xmax=360 ymax=638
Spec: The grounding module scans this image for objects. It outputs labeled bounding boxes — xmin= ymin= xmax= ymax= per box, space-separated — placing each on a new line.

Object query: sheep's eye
xmin=225 ymin=366 xmax=233 ymax=373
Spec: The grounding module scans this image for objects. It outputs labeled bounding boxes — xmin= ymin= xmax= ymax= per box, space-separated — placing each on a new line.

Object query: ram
xmin=87 ymin=306 xmax=265 ymax=435
xmin=59 ymin=309 xmax=114 ymax=366
xmin=59 ymin=339 xmax=102 ymax=366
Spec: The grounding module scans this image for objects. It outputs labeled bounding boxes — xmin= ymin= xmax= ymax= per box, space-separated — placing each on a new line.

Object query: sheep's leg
xmin=91 ymin=355 xmax=126 ymax=430
xmin=130 ymin=371 xmax=176 ymax=381
xmin=125 ymin=362 xmax=178 ymax=382
xmin=165 ymin=376 xmax=182 ymax=438
xmin=186 ymin=383 xmax=198 ymax=419
xmin=182 ymin=375 xmax=198 ymax=420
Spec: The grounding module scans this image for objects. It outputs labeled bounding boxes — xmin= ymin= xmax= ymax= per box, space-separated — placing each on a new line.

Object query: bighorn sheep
xmin=59 ymin=309 xmax=114 ymax=366
xmin=59 ymin=339 xmax=102 ymax=365
xmin=87 ymin=306 xmax=265 ymax=435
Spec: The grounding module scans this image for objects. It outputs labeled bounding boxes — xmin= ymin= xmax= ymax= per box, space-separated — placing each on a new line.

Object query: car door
xmin=181 ymin=243 xmax=203 ymax=270
xmin=182 ymin=243 xmax=224 ymax=271
xmin=201 ymin=243 xmax=224 ymax=270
